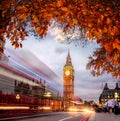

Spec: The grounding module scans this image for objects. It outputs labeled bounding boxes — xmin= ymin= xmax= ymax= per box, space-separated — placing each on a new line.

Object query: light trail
xmin=0 ymin=106 xmax=29 ymax=110
xmin=58 ymin=116 xmax=72 ymax=121
xmin=5 ymin=49 xmax=62 ymax=93
xmin=7 ymin=49 xmax=62 ymax=86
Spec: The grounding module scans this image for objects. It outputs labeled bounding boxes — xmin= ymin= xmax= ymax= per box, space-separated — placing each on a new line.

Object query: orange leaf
xmin=21 ymin=35 xmax=25 ymax=41
xmin=19 ymin=14 xmax=27 ymax=20
xmin=15 ymin=43 xmax=19 ymax=48
xmin=100 ymin=14 xmax=104 ymax=21
xmin=88 ymin=23 xmax=93 ymax=28
xmin=113 ymin=39 xmax=120 ymax=51
xmin=112 ymin=26 xmax=118 ymax=34
xmin=10 ymin=36 xmax=14 ymax=41
xmin=107 ymin=55 xmax=111 ymax=61
xmin=104 ymin=43 xmax=111 ymax=53
xmin=73 ymin=19 xmax=78 ymax=24
xmin=87 ymin=32 xmax=92 ymax=39
xmin=61 ymin=7 xmax=68 ymax=12
xmin=56 ymin=0 xmax=63 ymax=7
xmin=16 ymin=6 xmax=22 ymax=10
xmin=106 ymin=17 xmax=111 ymax=24
xmin=20 ymin=43 xmax=22 ymax=48
xmin=103 ymin=27 xmax=107 ymax=33
xmin=94 ymin=30 xmax=101 ymax=37
xmin=33 ymin=17 xmax=39 ymax=23
xmin=15 ymin=37 xmax=19 ymax=41
xmin=113 ymin=53 xmax=117 ymax=62
xmin=46 ymin=13 xmax=53 ymax=18
xmin=116 ymin=44 xmax=120 ymax=51
xmin=37 ymin=0 xmax=42 ymax=3
xmin=82 ymin=10 xmax=87 ymax=15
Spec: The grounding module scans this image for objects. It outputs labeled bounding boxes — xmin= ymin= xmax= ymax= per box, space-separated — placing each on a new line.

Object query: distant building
xmin=99 ymin=83 xmax=120 ymax=105
xmin=74 ymin=96 xmax=83 ymax=105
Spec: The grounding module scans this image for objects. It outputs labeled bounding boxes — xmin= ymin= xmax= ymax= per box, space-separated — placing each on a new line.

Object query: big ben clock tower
xmin=63 ymin=50 xmax=74 ymax=109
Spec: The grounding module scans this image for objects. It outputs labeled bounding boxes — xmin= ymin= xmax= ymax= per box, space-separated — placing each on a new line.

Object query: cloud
xmin=48 ymin=26 xmax=65 ymax=41
xmin=55 ymin=47 xmax=66 ymax=54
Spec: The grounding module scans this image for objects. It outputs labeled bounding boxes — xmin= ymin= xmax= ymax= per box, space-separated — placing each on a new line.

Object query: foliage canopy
xmin=0 ymin=0 xmax=120 ymax=78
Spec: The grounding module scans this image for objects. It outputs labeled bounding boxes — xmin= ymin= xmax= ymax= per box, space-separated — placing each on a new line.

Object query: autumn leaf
xmin=21 ymin=35 xmax=25 ymax=41
xmin=107 ymin=55 xmax=111 ymax=61
xmin=61 ymin=7 xmax=68 ymax=12
xmin=103 ymin=27 xmax=107 ymax=33
xmin=10 ymin=36 xmax=14 ymax=41
xmin=116 ymin=44 xmax=120 ymax=52
xmin=33 ymin=16 xmax=39 ymax=23
xmin=86 ymin=32 xmax=92 ymax=39
xmin=113 ymin=53 xmax=118 ymax=62
xmin=15 ymin=37 xmax=19 ymax=41
xmin=19 ymin=14 xmax=27 ymax=20
xmin=20 ymin=43 xmax=22 ymax=48
xmin=113 ymin=39 xmax=120 ymax=51
xmin=37 ymin=0 xmax=42 ymax=3
xmin=56 ymin=0 xmax=63 ymax=7
xmin=104 ymin=43 xmax=111 ymax=53
xmin=16 ymin=6 xmax=22 ymax=10
xmin=82 ymin=9 xmax=87 ymax=15
xmin=106 ymin=17 xmax=111 ymax=25
xmin=15 ymin=43 xmax=19 ymax=48
xmin=100 ymin=14 xmax=104 ymax=21
xmin=73 ymin=19 xmax=78 ymax=24
xmin=93 ymin=29 xmax=101 ymax=37
xmin=45 ymin=13 xmax=53 ymax=18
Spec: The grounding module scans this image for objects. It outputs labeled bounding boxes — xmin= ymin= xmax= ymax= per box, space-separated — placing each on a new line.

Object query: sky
xmin=4 ymin=26 xmax=120 ymax=103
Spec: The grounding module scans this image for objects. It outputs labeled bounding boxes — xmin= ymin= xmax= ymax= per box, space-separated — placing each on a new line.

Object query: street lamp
xmin=64 ymin=105 xmax=66 ymax=111
xmin=44 ymin=92 xmax=51 ymax=106
xmin=114 ymin=92 xmax=119 ymax=99
xmin=51 ymin=102 xmax=54 ymax=111
xmin=16 ymin=94 xmax=20 ymax=103
xmin=44 ymin=92 xmax=51 ymax=98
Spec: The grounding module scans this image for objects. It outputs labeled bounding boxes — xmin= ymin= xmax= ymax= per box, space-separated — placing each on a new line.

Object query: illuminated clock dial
xmin=65 ymin=70 xmax=70 ymax=76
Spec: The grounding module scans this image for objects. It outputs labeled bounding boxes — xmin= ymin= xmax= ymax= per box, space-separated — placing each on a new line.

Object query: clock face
xmin=65 ymin=70 xmax=70 ymax=76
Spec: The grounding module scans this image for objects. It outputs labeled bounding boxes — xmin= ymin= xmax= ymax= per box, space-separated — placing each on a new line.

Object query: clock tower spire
xmin=65 ymin=49 xmax=72 ymax=66
xmin=63 ymin=50 xmax=74 ymax=109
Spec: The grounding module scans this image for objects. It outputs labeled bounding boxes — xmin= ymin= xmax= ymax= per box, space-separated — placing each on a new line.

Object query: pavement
xmin=88 ymin=112 xmax=120 ymax=121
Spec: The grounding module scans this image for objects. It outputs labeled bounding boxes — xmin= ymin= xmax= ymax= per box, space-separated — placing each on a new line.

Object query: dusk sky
xmin=5 ymin=26 xmax=119 ymax=103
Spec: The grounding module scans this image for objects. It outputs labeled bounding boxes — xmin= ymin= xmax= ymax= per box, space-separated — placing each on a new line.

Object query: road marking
xmin=79 ymin=115 xmax=90 ymax=121
xmin=75 ymin=114 xmax=82 ymax=117
xmin=58 ymin=116 xmax=72 ymax=121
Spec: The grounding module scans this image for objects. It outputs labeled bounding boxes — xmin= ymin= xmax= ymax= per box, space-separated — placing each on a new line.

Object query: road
xmin=15 ymin=112 xmax=91 ymax=121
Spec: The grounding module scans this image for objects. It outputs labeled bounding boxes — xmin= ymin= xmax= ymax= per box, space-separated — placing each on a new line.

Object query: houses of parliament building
xmin=99 ymin=82 xmax=120 ymax=105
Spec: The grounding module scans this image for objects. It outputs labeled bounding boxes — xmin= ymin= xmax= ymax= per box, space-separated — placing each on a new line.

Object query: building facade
xmin=63 ymin=51 xmax=74 ymax=109
xmin=0 ymin=62 xmax=63 ymax=112
xmin=99 ymin=83 xmax=120 ymax=105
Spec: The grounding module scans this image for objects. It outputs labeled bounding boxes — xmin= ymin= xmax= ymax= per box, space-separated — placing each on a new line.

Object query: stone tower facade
xmin=63 ymin=51 xmax=74 ymax=109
